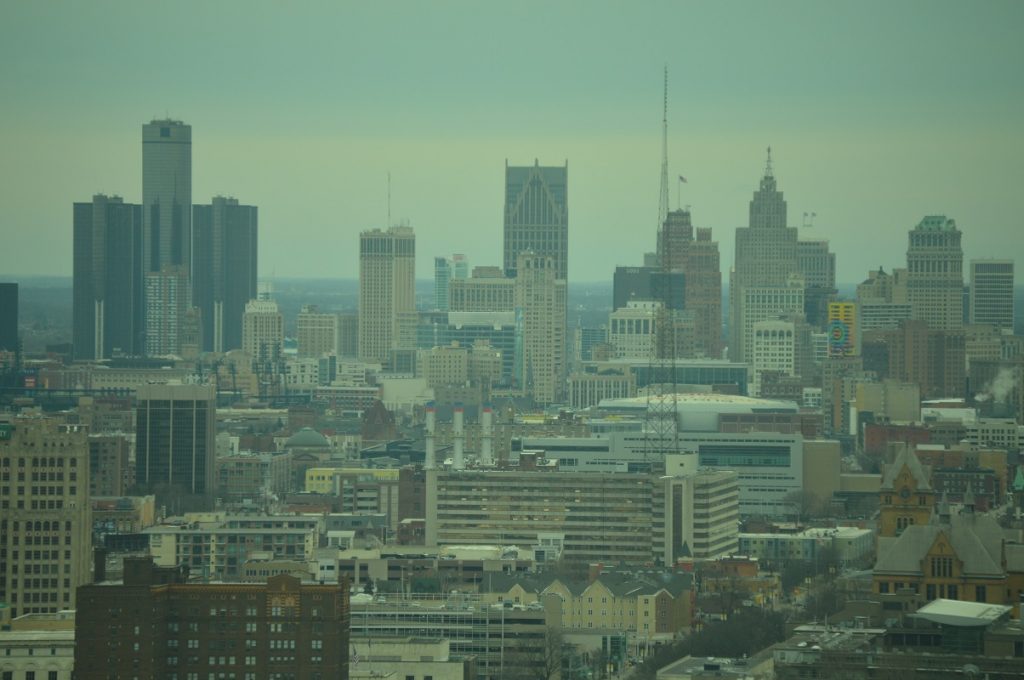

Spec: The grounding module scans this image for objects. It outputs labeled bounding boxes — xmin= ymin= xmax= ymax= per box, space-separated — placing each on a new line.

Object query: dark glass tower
xmin=503 ymin=160 xmax=568 ymax=280
xmin=72 ymin=195 xmax=144 ymax=359
xmin=0 ymin=282 xmax=17 ymax=353
xmin=192 ymin=197 xmax=258 ymax=352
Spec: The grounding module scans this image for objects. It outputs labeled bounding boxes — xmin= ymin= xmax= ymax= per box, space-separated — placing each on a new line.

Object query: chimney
xmin=425 ymin=402 xmax=436 ymax=470
xmin=453 ymin=403 xmax=465 ymax=470
xmin=93 ymin=546 xmax=107 ymax=583
xmin=481 ymin=405 xmax=494 ymax=466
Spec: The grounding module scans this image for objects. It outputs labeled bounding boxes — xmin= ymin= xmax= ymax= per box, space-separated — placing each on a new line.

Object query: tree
xmin=502 ymin=626 xmax=563 ymax=680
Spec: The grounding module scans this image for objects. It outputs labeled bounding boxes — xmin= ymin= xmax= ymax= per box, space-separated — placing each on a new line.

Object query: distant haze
xmin=1 ymin=1 xmax=1022 ymax=283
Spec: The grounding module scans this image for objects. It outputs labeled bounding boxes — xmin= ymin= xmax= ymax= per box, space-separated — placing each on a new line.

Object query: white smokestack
xmin=453 ymin=403 xmax=465 ymax=470
xmin=481 ymin=405 xmax=493 ymax=466
xmin=425 ymin=403 xmax=436 ymax=470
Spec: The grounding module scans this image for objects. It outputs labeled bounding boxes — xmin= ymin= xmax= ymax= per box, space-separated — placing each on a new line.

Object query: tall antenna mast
xmin=658 ymin=65 xmax=669 ymax=229
xmin=645 ymin=65 xmax=680 ymax=479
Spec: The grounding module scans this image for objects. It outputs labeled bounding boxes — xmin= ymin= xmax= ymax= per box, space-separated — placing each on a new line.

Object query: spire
xmin=764 ymin=146 xmax=773 ymax=178
xmin=658 ymin=65 xmax=669 ymax=231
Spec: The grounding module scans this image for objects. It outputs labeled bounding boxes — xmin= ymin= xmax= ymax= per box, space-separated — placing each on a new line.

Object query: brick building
xmin=75 ymin=557 xmax=350 ymax=680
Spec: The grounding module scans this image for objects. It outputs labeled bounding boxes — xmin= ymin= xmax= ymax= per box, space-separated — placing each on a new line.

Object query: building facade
xmin=514 ymin=252 xmax=567 ymax=404
xmin=358 ymin=226 xmax=416 ymax=364
xmin=192 ymin=196 xmax=258 ymax=353
xmin=504 ymin=161 xmax=568 ymax=280
xmin=906 ymin=215 xmax=964 ymax=331
xmin=242 ymin=298 xmax=285 ymax=368
xmin=134 ymin=383 xmax=216 ymax=510
xmin=72 ymin=195 xmax=144 ymax=359
xmin=144 ymin=264 xmax=191 ymax=356
xmin=0 ymin=417 xmax=92 ymax=618
xmin=296 ymin=305 xmax=339 ymax=358
xmin=970 ymin=259 xmax=1014 ymax=331
xmin=75 ymin=559 xmax=350 ymax=680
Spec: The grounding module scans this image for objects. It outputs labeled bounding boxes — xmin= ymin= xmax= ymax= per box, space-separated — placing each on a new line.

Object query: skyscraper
xmin=514 ymin=251 xmax=567 ymax=404
xmin=0 ymin=282 xmax=18 ymax=353
xmin=797 ymin=239 xmax=837 ymax=328
xmin=144 ymin=265 xmax=191 ymax=356
xmin=297 ymin=304 xmax=339 ymax=357
xmin=504 ymin=161 xmax=568 ymax=280
xmin=358 ymin=226 xmax=416 ymax=364
xmin=242 ymin=298 xmax=284 ymax=367
xmin=906 ymin=215 xmax=963 ymax=331
xmin=730 ymin=150 xmax=801 ymax=363
xmin=192 ymin=196 xmax=258 ymax=352
xmin=72 ymin=194 xmax=144 ymax=359
xmin=134 ymin=382 xmax=216 ymax=511
xmin=434 ymin=256 xmax=451 ymax=311
xmin=658 ymin=209 xmax=723 ymax=358
xmin=142 ymin=119 xmax=192 ymax=273
xmin=0 ymin=417 xmax=92 ymax=617
xmin=970 ymin=260 xmax=1014 ymax=331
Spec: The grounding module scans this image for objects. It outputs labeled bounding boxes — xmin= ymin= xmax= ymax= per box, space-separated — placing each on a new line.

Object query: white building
xmin=609 ymin=300 xmax=660 ymax=360
xmin=906 ymin=215 xmax=963 ymax=331
xmin=359 ymin=226 xmax=416 ymax=364
xmin=514 ymin=251 xmax=567 ymax=405
xmin=242 ymin=298 xmax=284 ymax=363
xmin=751 ymin=318 xmax=796 ymax=397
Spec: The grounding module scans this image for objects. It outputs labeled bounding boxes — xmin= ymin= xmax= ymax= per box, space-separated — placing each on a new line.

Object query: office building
xmin=750 ymin=318 xmax=797 ymax=397
xmin=609 ymin=300 xmax=660 ymax=359
xmin=856 ymin=266 xmax=913 ymax=332
xmin=72 ymin=195 xmax=144 ymax=359
xmin=658 ymin=209 xmax=724 ymax=358
xmin=242 ymin=298 xmax=284 ymax=366
xmin=0 ymin=417 xmax=92 ymax=618
xmin=426 ymin=462 xmax=739 ymax=564
xmin=433 ymin=253 xmax=468 ymax=312
xmin=504 ymin=161 xmax=568 ymax=280
xmin=0 ymin=282 xmax=18 ymax=353
xmin=88 ymin=434 xmax=131 ymax=497
xmin=730 ymin=151 xmax=802 ymax=363
xmin=358 ymin=226 xmax=416 ymax=364
xmin=296 ymin=304 xmax=339 ymax=358
xmin=612 ymin=266 xmax=685 ymax=312
xmin=448 ymin=267 xmax=514 ymax=312
xmin=75 ymin=558 xmax=350 ymax=680
xmin=798 ymin=239 xmax=837 ymax=327
xmin=514 ymin=251 xmax=567 ymax=404
xmin=338 ymin=312 xmax=359 ymax=357
xmin=142 ymin=119 xmax=192 ymax=274
xmin=416 ymin=311 xmax=517 ymax=381
xmin=144 ymin=264 xmax=191 ymax=356
xmin=192 ymin=196 xmax=258 ymax=352
xmin=827 ymin=301 xmax=858 ymax=357
xmin=970 ymin=260 xmax=1014 ymax=331
xmin=134 ymin=383 xmax=216 ymax=510
xmin=906 ymin=215 xmax=964 ymax=331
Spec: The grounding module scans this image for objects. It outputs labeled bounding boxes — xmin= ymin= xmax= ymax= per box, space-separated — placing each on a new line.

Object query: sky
xmin=1 ymin=0 xmax=1022 ymax=284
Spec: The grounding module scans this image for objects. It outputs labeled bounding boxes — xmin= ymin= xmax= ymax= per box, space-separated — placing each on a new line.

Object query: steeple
xmin=764 ymin=146 xmax=773 ymax=178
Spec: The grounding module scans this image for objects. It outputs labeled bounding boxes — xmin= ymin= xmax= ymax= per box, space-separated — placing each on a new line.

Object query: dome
xmin=285 ymin=427 xmax=330 ymax=449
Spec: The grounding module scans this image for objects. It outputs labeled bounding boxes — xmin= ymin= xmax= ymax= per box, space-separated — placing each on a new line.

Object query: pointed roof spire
xmin=765 ymin=146 xmax=773 ymax=178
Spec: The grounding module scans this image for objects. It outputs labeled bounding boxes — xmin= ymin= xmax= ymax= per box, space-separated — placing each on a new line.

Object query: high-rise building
xmin=609 ymin=300 xmax=660 ymax=359
xmin=192 ymin=196 xmax=258 ymax=352
xmin=970 ymin=260 xmax=1014 ymax=331
xmin=503 ymin=161 xmax=568 ymax=280
xmin=0 ymin=417 xmax=92 ymax=618
xmin=142 ymin=119 xmax=192 ymax=274
xmin=730 ymin=151 xmax=802 ymax=363
xmin=906 ymin=215 xmax=964 ymax=331
xmin=750 ymin=318 xmax=796 ymax=397
xmin=434 ymin=256 xmax=451 ymax=311
xmin=448 ymin=267 xmax=514 ymax=312
xmin=297 ymin=304 xmax=339 ymax=358
xmin=358 ymin=226 xmax=415 ymax=364
xmin=856 ymin=267 xmax=913 ymax=332
xmin=0 ymin=282 xmax=17 ymax=353
xmin=144 ymin=265 xmax=191 ymax=357
xmin=827 ymin=301 xmax=858 ymax=357
xmin=798 ymin=239 xmax=837 ymax=327
xmin=242 ymin=298 xmax=284 ymax=368
xmin=72 ymin=195 xmax=144 ymax=359
xmin=338 ymin=312 xmax=359 ymax=357
xmin=134 ymin=383 xmax=216 ymax=511
xmin=514 ymin=251 xmax=567 ymax=405
xmin=657 ymin=209 xmax=723 ymax=358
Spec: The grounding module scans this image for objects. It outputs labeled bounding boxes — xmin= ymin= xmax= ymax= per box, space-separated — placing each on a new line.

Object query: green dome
xmin=285 ymin=427 xmax=330 ymax=448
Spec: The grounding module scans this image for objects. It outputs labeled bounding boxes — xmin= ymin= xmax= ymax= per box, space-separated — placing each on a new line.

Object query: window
xmin=976 ymin=585 xmax=987 ymax=602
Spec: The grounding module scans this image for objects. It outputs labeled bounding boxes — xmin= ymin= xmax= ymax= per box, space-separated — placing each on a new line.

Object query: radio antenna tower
xmin=645 ymin=64 xmax=680 ymax=470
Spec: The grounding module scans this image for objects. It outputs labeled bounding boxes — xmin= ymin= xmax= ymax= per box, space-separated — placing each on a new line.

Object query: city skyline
xmin=1 ymin=1 xmax=1022 ymax=283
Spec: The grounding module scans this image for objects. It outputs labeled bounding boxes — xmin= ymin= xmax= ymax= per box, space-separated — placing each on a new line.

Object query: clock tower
xmin=879 ymin=443 xmax=935 ymax=537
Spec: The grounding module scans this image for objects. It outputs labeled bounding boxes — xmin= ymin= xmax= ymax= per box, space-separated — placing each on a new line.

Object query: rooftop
xmin=914 ymin=599 xmax=1011 ymax=628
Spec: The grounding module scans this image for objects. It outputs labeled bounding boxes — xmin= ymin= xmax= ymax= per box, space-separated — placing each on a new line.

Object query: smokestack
xmin=453 ymin=403 xmax=464 ymax=470
xmin=425 ymin=402 xmax=436 ymax=470
xmin=93 ymin=546 xmax=107 ymax=583
xmin=481 ymin=405 xmax=494 ymax=466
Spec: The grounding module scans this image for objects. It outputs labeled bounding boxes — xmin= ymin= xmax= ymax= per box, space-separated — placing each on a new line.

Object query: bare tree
xmin=502 ymin=626 xmax=564 ymax=680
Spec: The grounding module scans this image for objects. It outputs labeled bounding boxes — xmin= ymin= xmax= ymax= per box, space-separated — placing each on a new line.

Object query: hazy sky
xmin=2 ymin=1 xmax=1022 ymax=284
